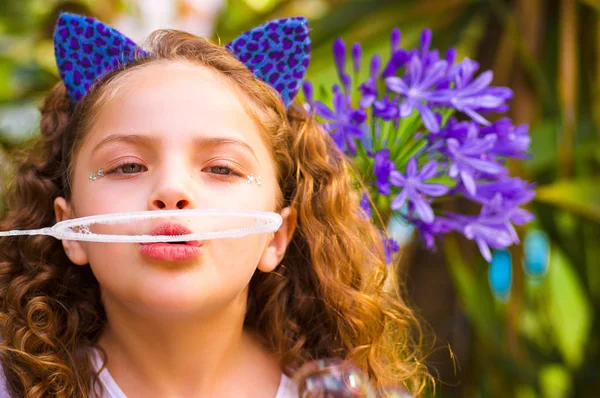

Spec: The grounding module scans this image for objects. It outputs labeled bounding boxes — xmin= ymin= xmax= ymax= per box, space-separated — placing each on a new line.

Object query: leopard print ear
xmin=225 ymin=17 xmax=310 ymax=107
xmin=54 ymin=13 xmax=146 ymax=103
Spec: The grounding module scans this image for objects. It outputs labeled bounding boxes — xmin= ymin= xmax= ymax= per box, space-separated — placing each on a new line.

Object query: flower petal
xmin=351 ymin=42 xmax=361 ymax=73
xmin=418 ymin=60 xmax=448 ymax=90
xmin=400 ymin=98 xmax=416 ymax=117
xmin=302 ymin=81 xmax=313 ymax=105
xmin=389 ymin=170 xmax=405 ymax=186
xmin=415 ymin=102 xmax=439 ymax=132
xmin=462 ymin=107 xmax=492 ymax=126
xmin=333 ymin=91 xmax=347 ymax=114
xmin=476 ymin=238 xmax=492 ymax=262
xmin=330 ymin=131 xmax=345 ymax=150
xmin=333 ymin=38 xmax=346 ymax=76
xmin=463 ymin=156 xmax=504 ymax=175
xmin=418 ymin=183 xmax=449 ymax=197
xmin=413 ymin=196 xmax=435 ymax=224
xmin=391 ymin=28 xmax=401 ymax=52
xmin=408 ymin=56 xmax=423 ymax=85
xmin=386 ymin=76 xmax=408 ymax=94
xmin=461 ymin=170 xmax=477 ymax=195
xmin=459 ymin=70 xmax=493 ymax=97
xmin=314 ymin=101 xmax=336 ymax=120
xmin=418 ymin=160 xmax=438 ymax=180
xmin=391 ymin=189 xmax=409 ymax=210
xmin=370 ymin=54 xmax=382 ymax=80
xmin=406 ymin=157 xmax=417 ymax=176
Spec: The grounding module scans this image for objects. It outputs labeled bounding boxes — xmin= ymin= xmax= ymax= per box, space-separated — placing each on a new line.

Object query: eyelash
xmin=104 ymin=160 xmax=244 ymax=180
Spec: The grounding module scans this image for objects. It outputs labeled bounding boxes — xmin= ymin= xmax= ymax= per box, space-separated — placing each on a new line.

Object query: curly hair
xmin=0 ymin=30 xmax=432 ymax=397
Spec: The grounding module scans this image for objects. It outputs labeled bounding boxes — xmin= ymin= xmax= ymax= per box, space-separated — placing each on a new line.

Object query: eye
xmin=106 ymin=162 xmax=146 ymax=176
xmin=208 ymin=165 xmax=234 ymax=175
xmin=203 ymin=163 xmax=243 ymax=179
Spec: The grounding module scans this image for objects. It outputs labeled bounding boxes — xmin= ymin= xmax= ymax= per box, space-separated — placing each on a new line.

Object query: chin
xmin=107 ymin=279 xmax=248 ymax=321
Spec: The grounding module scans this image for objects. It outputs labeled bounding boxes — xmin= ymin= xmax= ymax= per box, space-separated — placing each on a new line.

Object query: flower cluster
xmin=303 ymin=28 xmax=535 ymax=262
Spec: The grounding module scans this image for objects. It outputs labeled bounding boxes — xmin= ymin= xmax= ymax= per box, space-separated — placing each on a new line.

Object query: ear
xmin=257 ymin=206 xmax=297 ymax=272
xmin=225 ymin=17 xmax=310 ymax=107
xmin=54 ymin=197 xmax=89 ymax=266
xmin=54 ymin=12 xmax=146 ymax=103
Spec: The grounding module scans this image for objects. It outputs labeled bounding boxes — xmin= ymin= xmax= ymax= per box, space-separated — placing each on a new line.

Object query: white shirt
xmin=90 ymin=349 xmax=298 ymax=398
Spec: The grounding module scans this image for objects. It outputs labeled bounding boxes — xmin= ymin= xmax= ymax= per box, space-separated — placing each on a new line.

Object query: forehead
xmin=80 ymin=61 xmax=266 ymax=154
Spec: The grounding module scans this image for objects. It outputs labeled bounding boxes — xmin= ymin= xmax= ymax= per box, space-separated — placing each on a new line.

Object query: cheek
xmin=208 ymin=235 xmax=267 ymax=267
xmin=74 ymin=181 xmax=149 ymax=216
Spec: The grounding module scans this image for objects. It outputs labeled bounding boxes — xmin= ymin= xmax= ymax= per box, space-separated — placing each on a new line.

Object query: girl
xmin=0 ymin=13 xmax=430 ymax=397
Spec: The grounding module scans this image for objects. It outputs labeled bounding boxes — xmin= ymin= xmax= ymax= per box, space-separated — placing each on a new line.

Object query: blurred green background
xmin=0 ymin=0 xmax=598 ymax=396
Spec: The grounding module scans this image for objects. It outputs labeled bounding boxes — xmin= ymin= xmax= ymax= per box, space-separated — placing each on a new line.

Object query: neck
xmin=96 ymin=289 xmax=281 ymax=396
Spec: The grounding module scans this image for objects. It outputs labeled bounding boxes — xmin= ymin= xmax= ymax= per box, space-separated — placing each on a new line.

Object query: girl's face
xmin=54 ymin=61 xmax=294 ymax=318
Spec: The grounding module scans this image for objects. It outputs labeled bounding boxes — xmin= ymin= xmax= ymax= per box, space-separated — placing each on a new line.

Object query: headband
xmin=54 ymin=13 xmax=310 ymax=106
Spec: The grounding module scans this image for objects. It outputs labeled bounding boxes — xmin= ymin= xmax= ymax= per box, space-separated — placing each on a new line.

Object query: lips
xmin=146 ymin=222 xmax=201 ymax=246
xmin=140 ymin=222 xmax=203 ymax=262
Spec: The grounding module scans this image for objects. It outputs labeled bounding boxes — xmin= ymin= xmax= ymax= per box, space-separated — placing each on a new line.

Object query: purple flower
xmin=303 ymin=26 xmax=535 ymax=263
xmin=444 ymin=58 xmax=513 ymax=125
xmin=333 ymin=38 xmax=346 ymax=79
xmin=481 ymin=118 xmax=531 ymax=158
xmin=480 ymin=194 xmax=535 ymax=244
xmin=352 ymin=43 xmax=361 ymax=73
xmin=390 ymin=28 xmax=401 ymax=53
xmin=360 ymin=192 xmax=372 ymax=219
xmin=381 ymin=28 xmax=410 ymax=78
xmin=381 ymin=48 xmax=410 ymax=78
xmin=373 ymin=149 xmax=395 ymax=195
xmin=436 ymin=48 xmax=457 ymax=90
xmin=373 ymin=96 xmax=399 ymax=121
xmin=384 ymin=237 xmax=400 ymax=264
xmin=386 ymin=56 xmax=450 ymax=132
xmin=358 ymin=55 xmax=381 ymax=108
xmin=446 ymin=124 xmax=505 ymax=195
xmin=302 ymin=81 xmax=314 ymax=112
xmin=314 ymin=91 xmax=366 ymax=155
xmin=450 ymin=212 xmax=515 ymax=262
xmin=413 ymin=216 xmax=458 ymax=249
xmin=470 ymin=177 xmax=535 ymax=208
xmin=390 ymin=158 xmax=449 ymax=223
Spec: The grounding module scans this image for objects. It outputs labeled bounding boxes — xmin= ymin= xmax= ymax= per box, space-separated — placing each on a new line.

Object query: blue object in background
xmin=523 ymin=229 xmax=550 ymax=277
xmin=489 ymin=250 xmax=512 ymax=300
xmin=387 ymin=216 xmax=415 ymax=246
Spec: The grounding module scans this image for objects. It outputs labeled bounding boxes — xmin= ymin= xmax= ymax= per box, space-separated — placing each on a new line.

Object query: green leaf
xmin=545 ymin=248 xmax=592 ymax=368
xmin=539 ymin=365 xmax=572 ymax=398
xmin=393 ymin=138 xmax=428 ymax=170
xmin=535 ymin=179 xmax=600 ymax=222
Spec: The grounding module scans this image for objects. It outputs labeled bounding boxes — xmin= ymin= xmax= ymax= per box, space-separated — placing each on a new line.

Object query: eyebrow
xmin=90 ymin=133 xmax=259 ymax=161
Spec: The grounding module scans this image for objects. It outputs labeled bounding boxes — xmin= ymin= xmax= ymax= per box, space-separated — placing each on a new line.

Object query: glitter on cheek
xmin=89 ymin=168 xmax=104 ymax=182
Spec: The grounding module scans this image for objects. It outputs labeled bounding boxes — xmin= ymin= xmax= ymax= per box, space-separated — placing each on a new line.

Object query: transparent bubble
xmin=0 ymin=209 xmax=282 ymax=243
xmin=292 ymin=359 xmax=414 ymax=398
xmin=293 ymin=358 xmax=376 ymax=398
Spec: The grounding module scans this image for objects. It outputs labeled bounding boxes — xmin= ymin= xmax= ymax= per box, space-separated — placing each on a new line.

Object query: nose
xmin=152 ymin=195 xmax=190 ymax=210
xmin=148 ymin=161 xmax=195 ymax=210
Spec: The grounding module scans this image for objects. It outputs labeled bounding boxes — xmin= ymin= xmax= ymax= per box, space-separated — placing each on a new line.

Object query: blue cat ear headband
xmin=54 ymin=13 xmax=311 ymax=106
